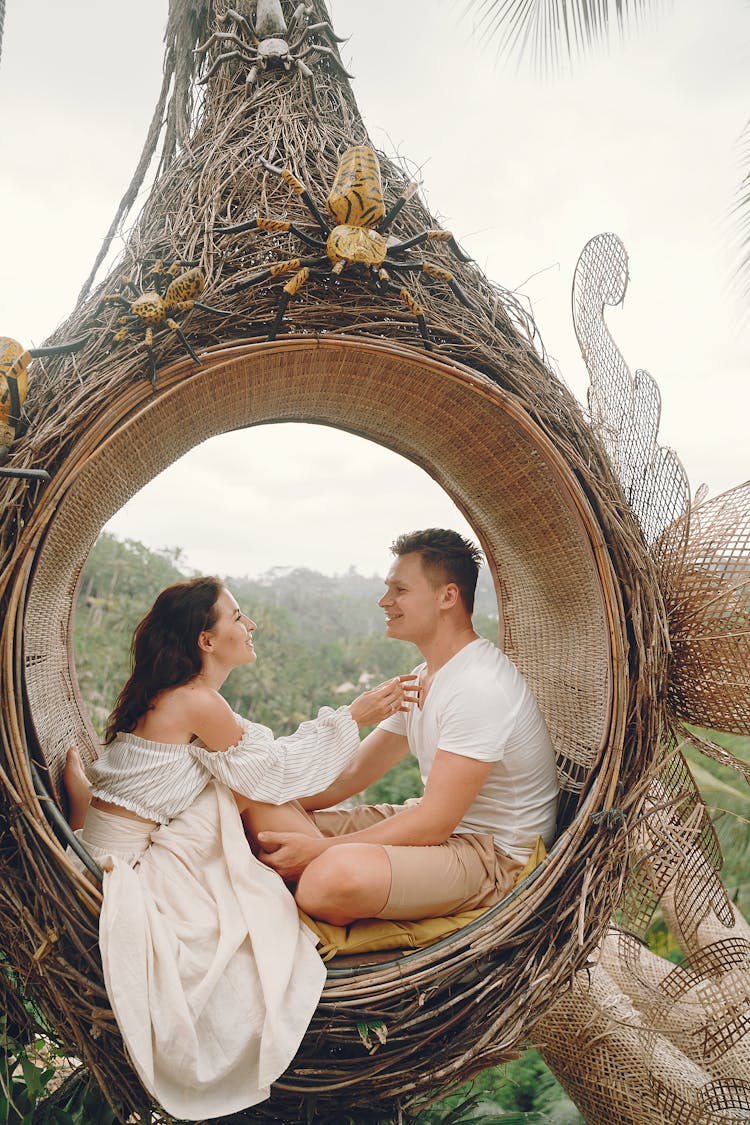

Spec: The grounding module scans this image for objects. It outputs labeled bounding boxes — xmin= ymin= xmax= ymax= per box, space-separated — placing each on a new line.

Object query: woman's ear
xmin=198 ymin=630 xmax=213 ymax=654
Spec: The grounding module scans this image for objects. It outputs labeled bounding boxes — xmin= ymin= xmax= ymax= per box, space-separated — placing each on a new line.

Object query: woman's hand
xmin=348 ymin=675 xmax=419 ymax=728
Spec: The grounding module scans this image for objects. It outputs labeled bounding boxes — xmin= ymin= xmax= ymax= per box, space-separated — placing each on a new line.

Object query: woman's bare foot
xmin=63 ymin=746 xmax=92 ymax=831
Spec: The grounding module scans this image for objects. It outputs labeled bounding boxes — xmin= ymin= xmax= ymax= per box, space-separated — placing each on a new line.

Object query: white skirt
xmin=79 ymin=782 xmax=325 ymax=1120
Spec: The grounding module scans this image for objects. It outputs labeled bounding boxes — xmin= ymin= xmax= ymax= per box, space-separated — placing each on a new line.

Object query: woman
xmin=65 ymin=575 xmax=413 ymax=1121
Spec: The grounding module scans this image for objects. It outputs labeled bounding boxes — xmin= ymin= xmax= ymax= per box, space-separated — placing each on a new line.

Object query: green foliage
xmin=410 ymin=1051 xmax=583 ymax=1123
xmin=0 ymin=958 xmax=121 ymax=1125
xmin=364 ymin=754 xmax=424 ymax=804
xmin=645 ymin=911 xmax=684 ymax=965
xmin=0 ymin=1016 xmax=116 ymax=1124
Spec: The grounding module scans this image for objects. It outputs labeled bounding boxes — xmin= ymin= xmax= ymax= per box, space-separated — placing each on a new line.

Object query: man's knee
xmin=296 ymin=844 xmax=390 ymax=923
xmin=297 ymin=846 xmax=365 ymax=903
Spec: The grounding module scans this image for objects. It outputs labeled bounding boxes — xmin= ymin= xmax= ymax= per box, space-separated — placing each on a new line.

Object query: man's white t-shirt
xmin=378 ymin=637 xmax=559 ymax=862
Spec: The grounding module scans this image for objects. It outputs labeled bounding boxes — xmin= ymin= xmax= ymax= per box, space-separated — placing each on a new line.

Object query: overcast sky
xmin=1 ymin=0 xmax=748 ymax=579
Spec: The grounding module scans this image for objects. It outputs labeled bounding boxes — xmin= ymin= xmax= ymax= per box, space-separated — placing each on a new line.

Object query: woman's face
xmin=202 ymin=588 xmax=257 ymax=669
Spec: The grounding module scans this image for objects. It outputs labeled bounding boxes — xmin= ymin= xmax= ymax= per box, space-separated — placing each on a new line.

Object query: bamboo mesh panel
xmin=556 ymin=232 xmax=750 ymax=1122
xmin=573 ymin=233 xmax=749 ymax=743
xmin=536 ymin=749 xmax=750 ymax=1124
xmin=573 ymin=234 xmax=691 ymax=572
xmin=662 ymin=481 xmax=750 ymax=735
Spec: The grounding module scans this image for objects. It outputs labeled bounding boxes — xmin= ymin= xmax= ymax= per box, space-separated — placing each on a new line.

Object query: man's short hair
xmin=391 ymin=529 xmax=483 ymax=613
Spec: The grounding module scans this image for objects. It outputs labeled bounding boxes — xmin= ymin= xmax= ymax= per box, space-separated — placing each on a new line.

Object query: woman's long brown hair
xmin=104 ymin=576 xmax=223 ymax=743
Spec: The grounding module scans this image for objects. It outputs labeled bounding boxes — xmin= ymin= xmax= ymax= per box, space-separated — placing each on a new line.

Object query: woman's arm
xmin=298 ymin=727 xmax=410 ymax=811
xmin=189 ymin=679 xmax=415 ymax=806
xmin=188 ymin=676 xmax=416 ymax=752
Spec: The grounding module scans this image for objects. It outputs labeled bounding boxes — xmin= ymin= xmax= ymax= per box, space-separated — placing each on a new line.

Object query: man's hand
xmin=257 ymin=830 xmax=329 ymax=880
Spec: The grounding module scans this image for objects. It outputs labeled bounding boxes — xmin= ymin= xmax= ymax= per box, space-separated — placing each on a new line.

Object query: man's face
xmin=378 ymin=552 xmax=445 ymax=646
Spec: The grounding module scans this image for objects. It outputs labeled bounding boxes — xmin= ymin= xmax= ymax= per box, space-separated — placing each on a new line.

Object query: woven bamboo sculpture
xmin=0 ymin=2 xmax=748 ymax=1121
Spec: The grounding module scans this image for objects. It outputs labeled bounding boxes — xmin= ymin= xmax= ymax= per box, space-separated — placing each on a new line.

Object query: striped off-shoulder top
xmin=86 ymin=706 xmax=359 ymax=824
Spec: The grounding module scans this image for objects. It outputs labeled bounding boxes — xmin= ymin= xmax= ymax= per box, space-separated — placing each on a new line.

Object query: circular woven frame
xmin=0 ymin=334 xmax=667 ymax=1120
xmin=0 ymin=5 xmax=671 ymax=1118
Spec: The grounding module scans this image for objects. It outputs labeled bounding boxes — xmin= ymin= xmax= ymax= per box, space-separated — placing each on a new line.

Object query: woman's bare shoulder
xmin=175 ymin=683 xmax=243 ymax=751
xmin=133 ymin=682 xmax=238 ymax=746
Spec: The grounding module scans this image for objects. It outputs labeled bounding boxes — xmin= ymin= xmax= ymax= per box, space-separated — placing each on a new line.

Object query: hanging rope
xmin=75 ymin=0 xmax=214 ymax=304
xmin=0 ymin=0 xmax=6 ymax=66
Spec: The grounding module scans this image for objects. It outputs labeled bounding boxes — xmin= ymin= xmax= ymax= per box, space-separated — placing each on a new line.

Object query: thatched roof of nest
xmin=1 ymin=2 xmax=748 ymax=1122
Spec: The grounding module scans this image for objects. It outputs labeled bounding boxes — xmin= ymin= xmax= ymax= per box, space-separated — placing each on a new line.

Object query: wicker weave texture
xmin=664 ymin=482 xmax=750 ymax=735
xmin=573 ymin=234 xmax=691 ymax=562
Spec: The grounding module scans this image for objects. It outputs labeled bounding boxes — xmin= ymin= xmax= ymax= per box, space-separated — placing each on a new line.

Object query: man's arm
xmin=259 ymin=750 xmax=495 ymax=878
xmin=298 ymin=727 xmax=410 ymax=811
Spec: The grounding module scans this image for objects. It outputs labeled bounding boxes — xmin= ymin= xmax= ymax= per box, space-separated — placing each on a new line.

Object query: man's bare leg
xmin=63 ymin=747 xmax=92 ymax=831
xmin=295 ymin=843 xmax=392 ymax=925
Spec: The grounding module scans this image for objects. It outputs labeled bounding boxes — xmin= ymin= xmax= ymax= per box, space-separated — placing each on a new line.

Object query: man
xmin=258 ymin=528 xmax=559 ymax=925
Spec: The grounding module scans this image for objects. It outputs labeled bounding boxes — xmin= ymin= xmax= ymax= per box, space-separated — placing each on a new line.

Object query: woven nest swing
xmin=1 ymin=3 xmax=749 ymax=1122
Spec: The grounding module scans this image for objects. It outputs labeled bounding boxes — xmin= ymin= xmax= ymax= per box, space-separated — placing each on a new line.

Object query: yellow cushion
xmin=301 ymin=836 xmax=547 ymax=961
xmin=517 ymin=834 xmax=547 ymax=882
xmin=300 ymin=908 xmax=488 ymax=961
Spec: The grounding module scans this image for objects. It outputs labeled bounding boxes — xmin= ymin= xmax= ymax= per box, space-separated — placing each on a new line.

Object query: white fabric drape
xmin=93 ymin=782 xmax=324 ymax=1120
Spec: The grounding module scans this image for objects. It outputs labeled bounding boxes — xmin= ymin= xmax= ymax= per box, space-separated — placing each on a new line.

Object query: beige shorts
xmin=311 ymin=803 xmax=523 ymax=920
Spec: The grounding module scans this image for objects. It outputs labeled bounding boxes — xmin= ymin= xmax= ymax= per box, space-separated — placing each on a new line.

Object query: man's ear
xmin=440 ymin=583 xmax=460 ymax=609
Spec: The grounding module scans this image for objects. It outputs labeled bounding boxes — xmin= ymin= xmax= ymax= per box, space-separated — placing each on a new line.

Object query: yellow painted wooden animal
xmin=1 ymin=334 xmax=88 ymax=481
xmin=95 ymin=263 xmax=230 ymax=385
xmin=217 ymin=145 xmax=477 ymax=347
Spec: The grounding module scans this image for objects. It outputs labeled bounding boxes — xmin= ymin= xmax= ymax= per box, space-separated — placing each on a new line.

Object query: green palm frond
xmin=688 ymin=761 xmax=750 ymax=809
xmin=468 ymin=0 xmax=665 ymax=69
xmin=466 ymin=0 xmax=749 ymax=311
